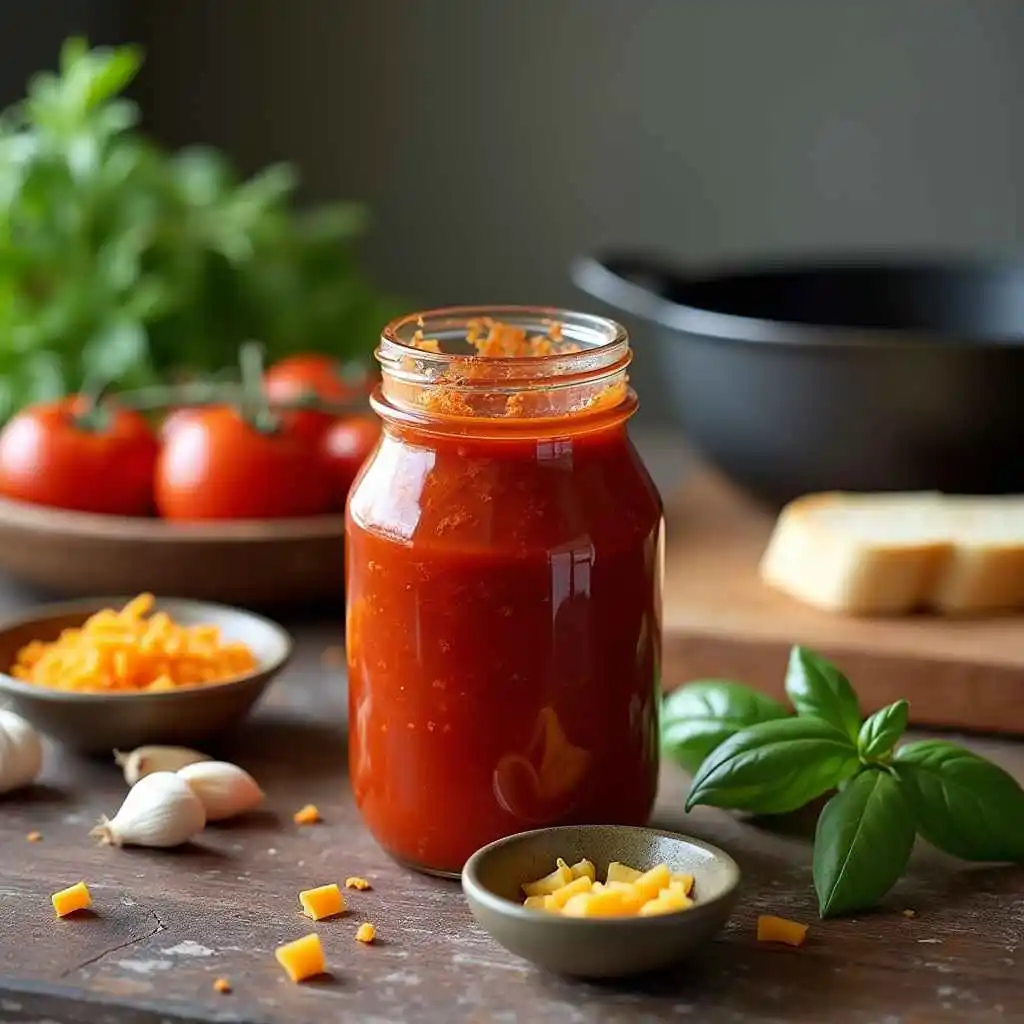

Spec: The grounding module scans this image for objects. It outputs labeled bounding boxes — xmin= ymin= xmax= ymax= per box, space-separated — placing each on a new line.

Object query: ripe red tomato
xmin=0 ymin=396 xmax=158 ymax=515
xmin=265 ymin=355 xmax=375 ymax=447
xmin=155 ymin=406 xmax=333 ymax=520
xmin=159 ymin=407 xmax=199 ymax=444
xmin=321 ymin=416 xmax=381 ymax=509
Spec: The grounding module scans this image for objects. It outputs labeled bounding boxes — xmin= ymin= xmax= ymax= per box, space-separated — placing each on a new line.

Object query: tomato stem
xmin=72 ymin=373 xmax=114 ymax=433
xmin=238 ymin=341 xmax=278 ymax=434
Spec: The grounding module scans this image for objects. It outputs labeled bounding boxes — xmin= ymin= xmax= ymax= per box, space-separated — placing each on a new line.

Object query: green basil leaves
xmin=663 ymin=646 xmax=1024 ymax=919
xmin=661 ymin=680 xmax=789 ymax=772
xmin=894 ymin=742 xmax=1024 ymax=862
xmin=813 ymin=768 xmax=915 ymax=918
xmin=685 ymin=717 xmax=860 ymax=815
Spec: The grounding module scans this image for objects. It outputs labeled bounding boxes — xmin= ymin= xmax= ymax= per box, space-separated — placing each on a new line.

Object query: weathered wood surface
xmin=0 ymin=436 xmax=1022 ymax=1023
xmin=0 ymin=602 xmax=1022 ymax=1024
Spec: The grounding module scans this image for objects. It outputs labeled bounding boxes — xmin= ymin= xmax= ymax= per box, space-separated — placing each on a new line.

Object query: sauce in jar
xmin=346 ymin=308 xmax=663 ymax=876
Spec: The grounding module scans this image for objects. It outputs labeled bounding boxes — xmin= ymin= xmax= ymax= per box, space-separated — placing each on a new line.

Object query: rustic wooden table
xmin=0 ymin=437 xmax=1022 ymax=1024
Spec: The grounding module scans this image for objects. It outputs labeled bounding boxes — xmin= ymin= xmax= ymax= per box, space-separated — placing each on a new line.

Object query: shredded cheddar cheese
xmin=345 ymin=876 xmax=372 ymax=891
xmin=520 ymin=859 xmax=695 ymax=918
xmin=293 ymin=804 xmax=322 ymax=825
xmin=52 ymin=881 xmax=92 ymax=918
xmin=355 ymin=922 xmax=376 ymax=944
xmin=10 ymin=594 xmax=257 ymax=692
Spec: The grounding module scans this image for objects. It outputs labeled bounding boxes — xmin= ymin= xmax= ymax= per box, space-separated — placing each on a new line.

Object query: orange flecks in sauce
xmin=293 ymin=804 xmax=322 ymax=825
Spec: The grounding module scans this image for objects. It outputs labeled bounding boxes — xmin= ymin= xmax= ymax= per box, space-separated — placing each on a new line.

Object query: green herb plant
xmin=662 ymin=646 xmax=1024 ymax=918
xmin=0 ymin=38 xmax=402 ymax=422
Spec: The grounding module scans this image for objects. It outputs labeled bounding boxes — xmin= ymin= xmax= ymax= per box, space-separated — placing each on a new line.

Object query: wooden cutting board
xmin=661 ymin=466 xmax=1024 ymax=734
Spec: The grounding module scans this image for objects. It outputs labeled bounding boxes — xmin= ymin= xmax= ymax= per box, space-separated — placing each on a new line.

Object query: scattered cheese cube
xmin=523 ymin=895 xmax=548 ymax=911
xmin=345 ymin=876 xmax=372 ymax=891
xmin=756 ymin=915 xmax=809 ymax=947
xmin=275 ymin=933 xmax=326 ymax=983
xmin=355 ymin=922 xmax=376 ymax=944
xmin=563 ymin=887 xmax=639 ymax=918
xmin=521 ymin=857 xmax=573 ymax=897
xmin=299 ymin=884 xmax=347 ymax=921
xmin=545 ymin=875 xmax=593 ymax=910
xmin=52 ymin=882 xmax=92 ymax=918
xmin=569 ymin=858 xmax=596 ymax=882
xmin=605 ymin=861 xmax=642 ymax=885
xmin=293 ymin=804 xmax=322 ymax=825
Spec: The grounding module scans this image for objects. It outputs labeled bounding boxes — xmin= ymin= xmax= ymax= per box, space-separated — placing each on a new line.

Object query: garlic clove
xmin=177 ymin=761 xmax=264 ymax=822
xmin=113 ymin=745 xmax=212 ymax=786
xmin=0 ymin=709 xmax=43 ymax=795
xmin=91 ymin=771 xmax=206 ymax=848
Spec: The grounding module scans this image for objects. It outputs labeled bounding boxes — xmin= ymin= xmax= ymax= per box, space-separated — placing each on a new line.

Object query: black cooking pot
xmin=572 ymin=252 xmax=1024 ymax=506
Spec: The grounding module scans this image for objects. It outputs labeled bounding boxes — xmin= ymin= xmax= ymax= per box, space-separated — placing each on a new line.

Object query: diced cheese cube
xmin=522 ymin=858 xmax=574 ymax=897
xmin=52 ymin=882 xmax=93 ymax=918
xmin=545 ymin=875 xmax=593 ymax=909
xmin=523 ymin=895 xmax=548 ymax=911
xmin=639 ymin=890 xmax=693 ymax=916
xmin=275 ymin=933 xmax=325 ymax=983
xmin=299 ymin=883 xmax=347 ymax=921
xmin=569 ymin=858 xmax=596 ymax=882
xmin=670 ymin=873 xmax=695 ymax=896
xmin=632 ymin=863 xmax=672 ymax=903
xmin=563 ymin=887 xmax=639 ymax=918
xmin=605 ymin=861 xmax=642 ymax=884
xmin=757 ymin=915 xmax=809 ymax=947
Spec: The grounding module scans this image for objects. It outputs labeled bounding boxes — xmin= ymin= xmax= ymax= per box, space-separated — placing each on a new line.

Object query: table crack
xmin=59 ymin=901 xmax=167 ymax=979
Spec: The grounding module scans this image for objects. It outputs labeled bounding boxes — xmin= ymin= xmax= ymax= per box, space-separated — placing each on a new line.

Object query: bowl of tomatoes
xmin=0 ymin=349 xmax=379 ymax=607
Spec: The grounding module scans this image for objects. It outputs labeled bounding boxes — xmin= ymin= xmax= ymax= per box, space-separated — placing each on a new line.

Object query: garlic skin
xmin=0 ymin=709 xmax=43 ymax=795
xmin=92 ymin=771 xmax=206 ymax=848
xmin=113 ymin=745 xmax=212 ymax=786
xmin=177 ymin=761 xmax=264 ymax=822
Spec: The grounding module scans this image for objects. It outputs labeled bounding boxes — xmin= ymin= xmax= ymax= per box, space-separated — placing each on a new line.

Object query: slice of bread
xmin=760 ymin=492 xmax=1024 ymax=616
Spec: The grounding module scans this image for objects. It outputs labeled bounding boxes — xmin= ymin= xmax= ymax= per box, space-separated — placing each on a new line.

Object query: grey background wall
xmin=3 ymin=0 xmax=1023 ymax=422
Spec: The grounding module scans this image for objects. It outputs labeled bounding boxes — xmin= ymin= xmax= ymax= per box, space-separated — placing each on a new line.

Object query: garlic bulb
xmin=113 ymin=745 xmax=211 ymax=786
xmin=177 ymin=761 xmax=264 ymax=822
xmin=0 ymin=709 xmax=43 ymax=795
xmin=91 ymin=771 xmax=206 ymax=848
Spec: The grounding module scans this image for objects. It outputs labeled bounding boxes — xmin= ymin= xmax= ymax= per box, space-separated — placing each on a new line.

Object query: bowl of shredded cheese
xmin=0 ymin=593 xmax=292 ymax=753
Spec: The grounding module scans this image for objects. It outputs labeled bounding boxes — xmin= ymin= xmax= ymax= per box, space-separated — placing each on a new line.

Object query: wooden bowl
xmin=461 ymin=824 xmax=741 ymax=978
xmin=0 ymin=496 xmax=344 ymax=607
xmin=0 ymin=597 xmax=293 ymax=753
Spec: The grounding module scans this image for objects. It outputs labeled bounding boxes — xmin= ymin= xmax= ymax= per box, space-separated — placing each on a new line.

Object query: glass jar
xmin=345 ymin=307 xmax=663 ymax=877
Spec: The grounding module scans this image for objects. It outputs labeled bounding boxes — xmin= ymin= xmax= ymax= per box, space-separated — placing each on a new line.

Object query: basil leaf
xmin=785 ymin=647 xmax=861 ymax=741
xmin=894 ymin=741 xmax=1024 ymax=862
xmin=685 ymin=716 xmax=860 ymax=815
xmin=858 ymin=699 xmax=909 ymax=761
xmin=661 ymin=680 xmax=790 ymax=772
xmin=813 ymin=768 xmax=915 ymax=918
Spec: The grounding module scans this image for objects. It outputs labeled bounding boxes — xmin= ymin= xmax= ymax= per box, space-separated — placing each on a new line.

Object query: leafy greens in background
xmin=662 ymin=646 xmax=1024 ymax=918
xmin=0 ymin=38 xmax=402 ymax=421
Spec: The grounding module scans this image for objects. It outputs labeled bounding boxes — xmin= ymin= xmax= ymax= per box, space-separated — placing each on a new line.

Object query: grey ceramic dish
xmin=0 ymin=597 xmax=293 ymax=754
xmin=462 ymin=824 xmax=741 ymax=978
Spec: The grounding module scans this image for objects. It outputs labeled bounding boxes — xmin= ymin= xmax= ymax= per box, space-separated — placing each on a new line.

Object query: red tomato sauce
xmin=345 ymin=309 xmax=663 ymax=875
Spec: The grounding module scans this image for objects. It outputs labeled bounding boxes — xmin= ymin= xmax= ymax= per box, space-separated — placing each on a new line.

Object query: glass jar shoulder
xmin=347 ymin=428 xmax=661 ymax=553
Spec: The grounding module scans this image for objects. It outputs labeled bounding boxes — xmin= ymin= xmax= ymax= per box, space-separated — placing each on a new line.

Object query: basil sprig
xmin=662 ymin=646 xmax=1024 ymax=918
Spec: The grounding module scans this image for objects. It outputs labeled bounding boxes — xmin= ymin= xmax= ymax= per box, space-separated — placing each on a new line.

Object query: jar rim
xmin=379 ymin=305 xmax=629 ymax=366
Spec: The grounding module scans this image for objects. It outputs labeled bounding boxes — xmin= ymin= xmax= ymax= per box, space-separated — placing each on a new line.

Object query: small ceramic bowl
xmin=462 ymin=824 xmax=741 ymax=978
xmin=0 ymin=597 xmax=293 ymax=754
